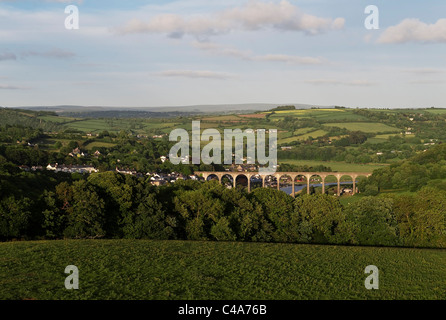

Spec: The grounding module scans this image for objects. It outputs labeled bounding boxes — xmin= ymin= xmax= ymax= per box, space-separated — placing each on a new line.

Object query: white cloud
xmin=117 ymin=0 xmax=345 ymax=37
xmin=378 ymin=18 xmax=446 ymax=44
xmin=156 ymin=70 xmax=237 ymax=80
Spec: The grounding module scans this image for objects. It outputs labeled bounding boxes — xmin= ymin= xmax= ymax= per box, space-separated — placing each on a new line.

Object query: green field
xmin=267 ymin=109 xmax=369 ymax=122
xmin=278 ymin=129 xmax=329 ymax=144
xmin=366 ymin=134 xmax=400 ymax=144
xmin=1 ymin=240 xmax=445 ymax=300
xmin=281 ymin=159 xmax=387 ymax=172
xmin=323 ymin=122 xmax=401 ymax=133
xmin=37 ymin=114 xmax=181 ymax=134
xmin=423 ymin=108 xmax=446 ymax=115
xmin=37 ymin=115 xmax=80 ymax=124
xmin=83 ymin=141 xmax=117 ymax=151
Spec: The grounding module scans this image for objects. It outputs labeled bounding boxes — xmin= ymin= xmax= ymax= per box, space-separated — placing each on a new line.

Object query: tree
xmin=0 ymin=196 xmax=32 ymax=240
xmin=173 ymin=182 xmax=225 ymax=240
xmin=250 ymin=188 xmax=303 ymax=242
xmin=121 ymin=192 xmax=175 ymax=240
xmin=42 ymin=190 xmax=67 ymax=239
xmin=343 ymin=197 xmax=398 ymax=246
xmin=393 ymin=187 xmax=446 ymax=247
xmin=87 ymin=172 xmax=134 ymax=238
xmin=63 ymin=180 xmax=106 ymax=239
xmin=295 ymin=194 xmax=344 ymax=244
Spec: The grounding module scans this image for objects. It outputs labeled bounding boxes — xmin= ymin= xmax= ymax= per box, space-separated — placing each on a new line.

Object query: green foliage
xmin=362 ymin=144 xmax=446 ymax=193
xmin=251 ymin=188 xmax=304 ymax=242
xmin=62 ymin=180 xmax=106 ymax=239
xmin=269 ymin=105 xmax=296 ymax=112
xmin=41 ymin=190 xmax=67 ymax=239
xmin=121 ymin=193 xmax=174 ymax=240
xmin=295 ymin=194 xmax=344 ymax=244
xmin=393 ymin=187 xmax=446 ymax=247
xmin=173 ymin=182 xmax=226 ymax=240
xmin=0 ymin=196 xmax=32 ymax=240
xmin=343 ymin=197 xmax=398 ymax=246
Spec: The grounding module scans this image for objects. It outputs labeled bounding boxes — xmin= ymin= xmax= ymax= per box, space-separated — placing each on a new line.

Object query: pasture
xmin=323 ymin=122 xmax=401 ymax=133
xmin=1 ymin=240 xmax=445 ymax=300
xmin=281 ymin=159 xmax=388 ymax=172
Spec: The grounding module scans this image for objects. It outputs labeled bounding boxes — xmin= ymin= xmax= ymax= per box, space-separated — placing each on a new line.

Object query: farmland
xmin=280 ymin=159 xmax=388 ymax=172
xmin=1 ymin=239 xmax=445 ymax=300
xmin=323 ymin=122 xmax=401 ymax=133
xmin=20 ymin=106 xmax=441 ymax=174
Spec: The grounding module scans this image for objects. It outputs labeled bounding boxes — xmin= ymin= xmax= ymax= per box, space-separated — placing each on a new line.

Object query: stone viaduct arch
xmin=196 ymin=171 xmax=372 ymax=197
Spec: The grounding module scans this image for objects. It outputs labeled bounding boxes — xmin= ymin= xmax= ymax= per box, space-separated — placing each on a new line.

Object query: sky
xmin=0 ymin=0 xmax=445 ymax=109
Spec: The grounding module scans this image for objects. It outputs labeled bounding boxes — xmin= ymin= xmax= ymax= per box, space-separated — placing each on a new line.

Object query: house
xmin=148 ymin=173 xmax=161 ymax=180
xmin=69 ymin=165 xmax=98 ymax=174
xmin=160 ymin=156 xmax=167 ymax=163
xmin=116 ymin=168 xmax=137 ymax=176
xmin=150 ymin=180 xmax=167 ymax=187
xmin=46 ymin=163 xmax=98 ymax=174
xmin=47 ymin=163 xmax=58 ymax=171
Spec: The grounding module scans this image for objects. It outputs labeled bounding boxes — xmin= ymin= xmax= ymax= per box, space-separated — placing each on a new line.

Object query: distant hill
xmin=13 ymin=103 xmax=331 ymax=116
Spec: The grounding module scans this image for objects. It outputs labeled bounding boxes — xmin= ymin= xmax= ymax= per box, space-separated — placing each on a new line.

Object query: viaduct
xmin=195 ymin=171 xmax=372 ymax=197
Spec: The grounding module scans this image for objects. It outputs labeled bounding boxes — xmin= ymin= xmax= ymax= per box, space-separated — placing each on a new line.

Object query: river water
xmin=279 ymin=182 xmax=354 ymax=195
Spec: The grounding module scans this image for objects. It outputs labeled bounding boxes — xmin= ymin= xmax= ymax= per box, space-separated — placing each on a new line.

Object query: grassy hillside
xmin=323 ymin=122 xmax=401 ymax=133
xmin=281 ymin=159 xmax=388 ymax=172
xmin=1 ymin=240 xmax=445 ymax=300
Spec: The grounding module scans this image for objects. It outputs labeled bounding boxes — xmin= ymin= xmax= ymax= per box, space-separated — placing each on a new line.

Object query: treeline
xmin=2 ymin=170 xmax=446 ymax=248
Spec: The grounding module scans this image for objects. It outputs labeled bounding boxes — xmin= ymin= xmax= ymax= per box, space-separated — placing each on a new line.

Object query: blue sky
xmin=0 ymin=0 xmax=445 ymax=108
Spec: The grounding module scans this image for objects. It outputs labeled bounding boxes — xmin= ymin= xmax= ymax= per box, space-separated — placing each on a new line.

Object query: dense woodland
xmin=1 ymin=168 xmax=446 ymax=248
